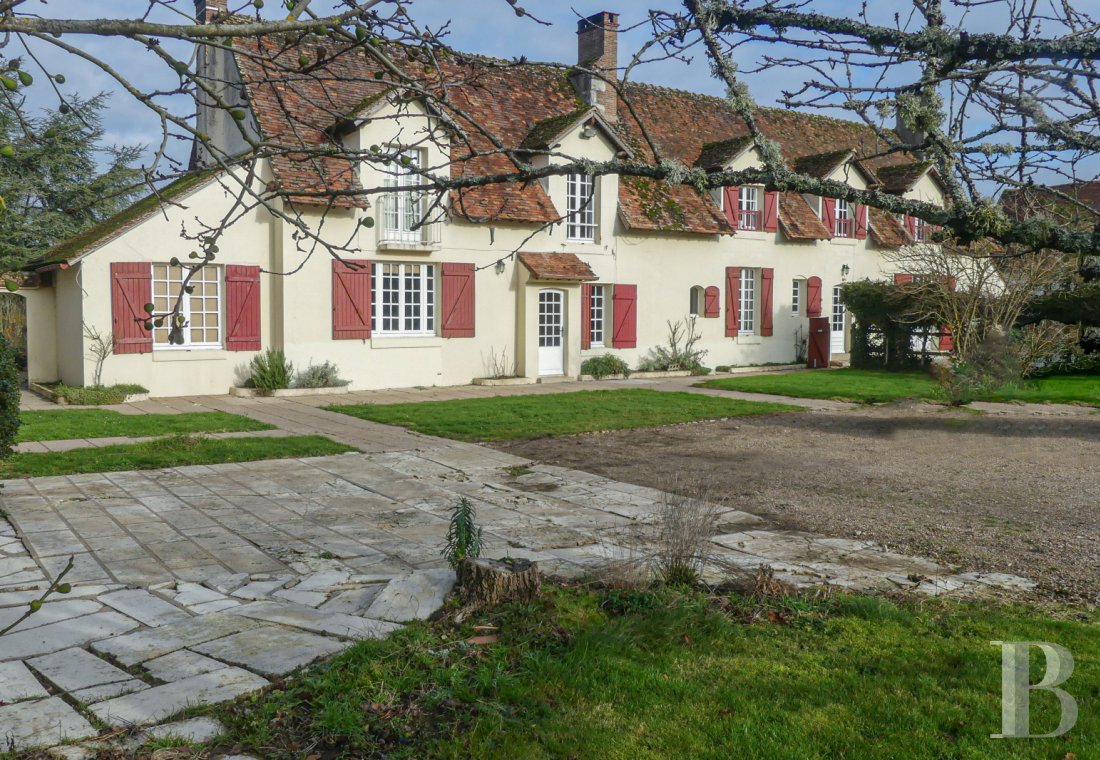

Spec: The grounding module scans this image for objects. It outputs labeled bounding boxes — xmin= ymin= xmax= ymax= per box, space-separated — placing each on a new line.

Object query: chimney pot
xmin=573 ymin=11 xmax=619 ymax=122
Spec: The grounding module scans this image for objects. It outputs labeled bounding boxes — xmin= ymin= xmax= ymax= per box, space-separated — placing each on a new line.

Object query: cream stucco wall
xmin=22 ymin=288 xmax=58 ymax=383
xmin=47 ymin=99 xmax=944 ymax=397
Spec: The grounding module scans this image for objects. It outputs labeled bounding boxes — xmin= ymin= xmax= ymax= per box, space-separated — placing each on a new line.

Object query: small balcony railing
xmin=833 ymin=217 xmax=853 ymax=238
xmin=376 ymin=192 xmax=442 ymax=250
xmin=738 ymin=209 xmax=761 ymax=231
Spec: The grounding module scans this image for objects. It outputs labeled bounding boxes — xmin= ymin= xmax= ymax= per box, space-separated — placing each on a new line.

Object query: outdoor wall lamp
xmin=495 ymin=259 xmax=506 ymax=274
xmin=580 ymin=124 xmax=597 ymax=139
xmin=841 ymin=264 xmax=851 ymax=278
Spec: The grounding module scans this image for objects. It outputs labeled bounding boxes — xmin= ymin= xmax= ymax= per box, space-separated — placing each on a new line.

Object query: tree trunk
xmin=457 ymin=557 xmax=540 ymax=607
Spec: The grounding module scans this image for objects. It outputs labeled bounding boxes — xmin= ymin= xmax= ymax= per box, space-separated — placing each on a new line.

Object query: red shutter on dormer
xmin=855 ymin=204 xmax=868 ymax=239
xmin=904 ymin=215 xmax=917 ymax=239
xmin=611 ymin=284 xmax=637 ymax=348
xmin=894 ymin=273 xmax=915 ymax=285
xmin=760 ymin=268 xmax=774 ymax=336
xmin=704 ymin=286 xmax=720 ymax=318
xmin=581 ymin=283 xmax=592 ymax=350
xmin=821 ymin=198 xmax=836 ymax=236
xmin=226 ymin=265 xmax=261 ymax=351
xmin=763 ymin=191 xmax=779 ymax=232
xmin=441 ymin=263 xmax=475 ymax=338
xmin=807 ymin=276 xmax=823 ymax=317
xmin=110 ymin=262 xmax=153 ymax=355
xmin=332 ymin=259 xmax=371 ymax=340
xmin=723 ymin=186 xmax=739 ymax=228
xmin=725 ymin=267 xmax=740 ymax=336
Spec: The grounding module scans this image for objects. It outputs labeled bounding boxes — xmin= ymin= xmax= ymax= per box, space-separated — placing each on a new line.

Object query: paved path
xmin=1 ymin=377 xmax=1050 ymax=753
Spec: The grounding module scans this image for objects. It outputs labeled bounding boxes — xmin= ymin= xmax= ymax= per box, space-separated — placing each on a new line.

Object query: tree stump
xmin=457 ymin=557 xmax=541 ymax=607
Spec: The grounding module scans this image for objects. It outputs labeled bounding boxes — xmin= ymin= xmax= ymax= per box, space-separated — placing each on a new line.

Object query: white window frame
xmin=566 ymin=173 xmax=597 ymax=243
xmin=689 ymin=285 xmax=705 ymax=318
xmin=738 ymin=186 xmax=761 ymax=230
xmin=590 ymin=284 xmax=606 ymax=347
xmin=834 ymin=198 xmax=853 ymax=238
xmin=370 ymin=262 xmax=436 ymax=337
xmin=739 ymin=268 xmax=756 ymax=336
xmin=913 ymin=217 xmax=929 ymax=242
xmin=381 ymin=148 xmax=426 ymax=244
xmin=152 ymin=264 xmax=223 ymax=351
xmin=791 ymin=279 xmax=802 ymax=316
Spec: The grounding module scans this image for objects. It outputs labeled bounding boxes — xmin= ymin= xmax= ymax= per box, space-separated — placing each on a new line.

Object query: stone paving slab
xmin=0 ymin=430 xmax=1039 ymax=753
xmin=0 ymin=696 xmax=99 ymax=748
xmin=0 ymin=660 xmax=50 ymax=702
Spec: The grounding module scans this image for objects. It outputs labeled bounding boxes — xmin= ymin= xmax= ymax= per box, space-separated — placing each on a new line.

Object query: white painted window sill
xmin=370 ymin=336 xmax=443 ymax=349
xmin=831 ymin=237 xmax=858 ymax=246
xmin=737 ymin=335 xmax=762 ymax=345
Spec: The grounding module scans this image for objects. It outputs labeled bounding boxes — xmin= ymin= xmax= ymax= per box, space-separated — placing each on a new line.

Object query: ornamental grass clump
xmin=249 ymin=348 xmax=294 ymax=394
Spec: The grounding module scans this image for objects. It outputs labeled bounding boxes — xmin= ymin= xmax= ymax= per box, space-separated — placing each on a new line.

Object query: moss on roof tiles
xmin=32 ymin=168 xmax=221 ymax=269
xmin=695 ymin=136 xmax=753 ymax=169
xmin=876 ymin=160 xmax=934 ymax=193
xmin=520 ymin=107 xmax=593 ymax=150
xmin=792 ymin=148 xmax=854 ymax=178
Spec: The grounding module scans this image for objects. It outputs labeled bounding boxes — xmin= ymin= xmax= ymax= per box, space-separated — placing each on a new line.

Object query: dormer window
xmin=381 ymin=148 xmax=427 ymax=244
xmin=913 ymin=217 xmax=929 ymax=242
xmin=738 ymin=187 xmax=761 ymax=231
xmin=834 ymin=198 xmax=854 ymax=238
xmin=566 ymin=173 xmax=597 ymax=242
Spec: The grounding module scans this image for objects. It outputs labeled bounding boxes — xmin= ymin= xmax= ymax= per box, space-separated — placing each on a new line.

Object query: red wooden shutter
xmin=763 ymin=191 xmax=779 ymax=232
xmin=581 ymin=283 xmax=593 ymax=350
xmin=904 ymin=215 xmax=917 ymax=239
xmin=611 ymin=284 xmax=637 ymax=348
xmin=806 ymin=276 xmax=823 ymax=317
xmin=760 ymin=268 xmax=774 ymax=336
xmin=894 ymin=273 xmax=915 ymax=285
xmin=111 ymin=263 xmax=153 ymax=355
xmin=854 ymin=204 xmax=868 ymax=239
xmin=441 ymin=263 xmax=475 ymax=338
xmin=821 ymin=198 xmax=836 ymax=236
xmin=725 ymin=266 xmax=740 ymax=336
xmin=940 ymin=327 xmax=955 ymax=352
xmin=331 ymin=259 xmax=371 ymax=340
xmin=704 ymin=286 xmax=720 ymax=318
xmin=723 ymin=186 xmax=739 ymax=228
xmin=226 ymin=265 xmax=261 ymax=351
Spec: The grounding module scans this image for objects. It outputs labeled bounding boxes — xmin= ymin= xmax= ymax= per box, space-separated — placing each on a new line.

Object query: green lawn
xmin=700 ymin=368 xmax=1100 ymax=406
xmin=329 ymin=389 xmax=799 ymax=442
xmin=0 ymin=435 xmax=354 ymax=478
xmin=16 ymin=409 xmax=274 ymax=443
xmin=214 ymin=585 xmax=1100 ymax=759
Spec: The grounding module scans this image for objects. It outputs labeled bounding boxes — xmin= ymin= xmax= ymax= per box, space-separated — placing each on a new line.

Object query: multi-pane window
xmin=381 ymin=148 xmax=425 ymax=243
xmin=739 ymin=268 xmax=756 ymax=335
xmin=590 ymin=284 xmax=605 ymax=347
xmin=370 ymin=263 xmax=435 ymax=336
xmin=913 ymin=217 xmax=929 ymax=242
xmin=738 ymin=186 xmax=761 ymax=230
xmin=152 ymin=264 xmax=221 ymax=349
xmin=834 ymin=199 xmax=854 ymax=237
xmin=791 ymin=279 xmax=801 ymax=316
xmin=566 ymin=173 xmax=597 ymax=242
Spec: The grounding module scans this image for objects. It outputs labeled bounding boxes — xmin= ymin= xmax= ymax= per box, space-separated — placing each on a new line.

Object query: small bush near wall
xmin=294 ymin=361 xmax=350 ymax=389
xmin=581 ymin=355 xmax=631 ymax=379
xmin=637 ymin=320 xmax=708 ymax=373
xmin=0 ymin=333 xmax=21 ymax=456
xmin=249 ymin=349 xmax=294 ymax=394
xmin=53 ymin=383 xmax=148 ymax=406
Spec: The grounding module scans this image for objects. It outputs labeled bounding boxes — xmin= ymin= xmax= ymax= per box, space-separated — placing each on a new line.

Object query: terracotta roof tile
xmin=876 ymin=161 xmax=935 ymax=194
xmin=778 ymin=192 xmax=831 ymax=240
xmin=518 ymin=252 xmax=597 ymax=281
xmin=868 ymin=207 xmax=909 ymax=248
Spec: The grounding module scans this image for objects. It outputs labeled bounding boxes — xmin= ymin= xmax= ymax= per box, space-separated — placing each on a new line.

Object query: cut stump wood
xmin=457 ymin=557 xmax=541 ymax=607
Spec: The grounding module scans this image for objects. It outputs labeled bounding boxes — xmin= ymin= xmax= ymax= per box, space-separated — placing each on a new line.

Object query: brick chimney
xmin=195 ymin=0 xmax=228 ymax=23
xmin=573 ymin=11 xmax=619 ymax=122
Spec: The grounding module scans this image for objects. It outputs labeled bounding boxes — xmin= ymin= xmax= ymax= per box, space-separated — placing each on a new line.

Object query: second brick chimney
xmin=573 ymin=11 xmax=619 ymax=122
xmin=195 ymin=0 xmax=228 ymax=23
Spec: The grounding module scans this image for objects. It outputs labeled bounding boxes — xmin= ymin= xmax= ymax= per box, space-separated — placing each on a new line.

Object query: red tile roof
xmin=518 ymin=252 xmax=597 ymax=281
xmin=868 ymin=207 xmax=910 ymax=248
xmin=778 ymin=192 xmax=831 ymax=240
xmin=232 ymin=39 xmax=924 ymax=235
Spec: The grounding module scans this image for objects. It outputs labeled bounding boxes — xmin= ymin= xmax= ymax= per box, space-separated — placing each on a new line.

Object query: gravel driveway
xmin=495 ymin=401 xmax=1100 ymax=605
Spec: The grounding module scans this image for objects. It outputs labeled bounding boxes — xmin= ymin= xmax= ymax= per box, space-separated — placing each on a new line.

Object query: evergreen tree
xmin=0 ymin=94 xmax=143 ymax=273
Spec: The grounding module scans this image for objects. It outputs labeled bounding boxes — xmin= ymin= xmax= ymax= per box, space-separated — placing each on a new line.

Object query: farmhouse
xmin=20 ymin=4 xmax=946 ymax=397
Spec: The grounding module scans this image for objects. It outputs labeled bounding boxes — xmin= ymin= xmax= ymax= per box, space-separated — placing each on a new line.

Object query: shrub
xmin=581 ymin=354 xmax=630 ymax=379
xmin=932 ymin=329 xmax=1023 ymax=405
xmin=0 ymin=332 xmax=20 ymax=458
xmin=441 ymin=497 xmax=482 ymax=569
xmin=715 ymin=365 xmax=732 ymax=373
xmin=54 ymin=383 xmax=147 ymax=406
xmin=293 ymin=361 xmax=349 ymax=389
xmin=249 ymin=348 xmax=293 ymax=394
xmin=637 ymin=319 xmax=708 ymax=373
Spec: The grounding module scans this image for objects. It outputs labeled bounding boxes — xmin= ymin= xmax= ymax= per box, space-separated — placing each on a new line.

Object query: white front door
xmin=538 ymin=289 xmax=565 ymax=376
xmin=831 ymin=286 xmax=846 ymax=354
